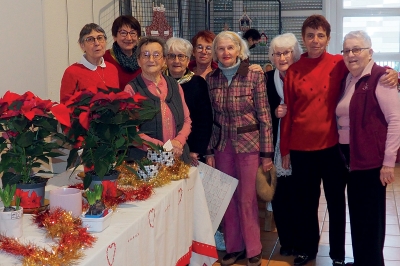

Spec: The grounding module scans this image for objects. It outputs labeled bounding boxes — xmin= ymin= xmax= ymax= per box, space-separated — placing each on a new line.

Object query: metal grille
xmin=210 ymin=0 xmax=282 ymax=66
xmin=282 ymin=16 xmax=308 ymax=51
xmin=281 ymin=0 xmax=322 ymax=11
xmin=122 ymin=0 xmax=206 ymax=40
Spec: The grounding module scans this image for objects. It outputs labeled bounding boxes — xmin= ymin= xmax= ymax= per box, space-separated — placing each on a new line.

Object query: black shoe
xmin=332 ymin=259 xmax=345 ymax=265
xmin=221 ymin=250 xmax=246 ymax=266
xmin=294 ymin=254 xmax=316 ymax=266
xmin=345 ymin=263 xmax=354 ymax=266
xmin=279 ymin=246 xmax=293 ymax=256
xmin=247 ymin=251 xmax=262 ymax=266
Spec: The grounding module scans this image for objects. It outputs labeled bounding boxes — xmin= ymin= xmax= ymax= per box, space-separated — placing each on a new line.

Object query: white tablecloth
xmin=0 ymin=167 xmax=218 ymax=266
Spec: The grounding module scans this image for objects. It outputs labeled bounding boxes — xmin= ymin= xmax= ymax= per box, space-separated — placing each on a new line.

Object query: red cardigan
xmin=280 ymin=52 xmax=348 ymax=156
xmin=60 ymin=62 xmax=119 ymax=104
xmin=104 ymin=49 xmax=141 ymax=90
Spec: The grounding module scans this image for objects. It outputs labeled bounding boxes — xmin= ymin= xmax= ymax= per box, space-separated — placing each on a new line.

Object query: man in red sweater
xmin=280 ymin=15 xmax=398 ymax=266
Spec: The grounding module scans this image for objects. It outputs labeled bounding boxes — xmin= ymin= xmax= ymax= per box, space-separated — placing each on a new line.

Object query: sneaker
xmin=214 ymin=230 xmax=226 ymax=251
xmin=221 ymin=250 xmax=246 ymax=266
xmin=332 ymin=259 xmax=345 ymax=265
xmin=247 ymin=251 xmax=262 ymax=266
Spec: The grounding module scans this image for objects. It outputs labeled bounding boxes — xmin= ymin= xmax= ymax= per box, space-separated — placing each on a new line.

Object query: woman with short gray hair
xmin=164 ymin=37 xmax=213 ymax=166
xmin=60 ymin=23 xmax=119 ymax=104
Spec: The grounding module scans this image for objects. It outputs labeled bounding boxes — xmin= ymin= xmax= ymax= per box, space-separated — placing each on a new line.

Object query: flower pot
xmin=16 ymin=178 xmax=47 ymax=209
xmin=137 ymin=164 xmax=159 ymax=180
xmin=49 ymin=188 xmax=82 ymax=217
xmin=81 ymin=209 xmax=113 ymax=232
xmin=147 ymin=150 xmax=175 ymax=166
xmin=89 ymin=171 xmax=119 ymax=197
xmin=0 ymin=206 xmax=23 ymax=238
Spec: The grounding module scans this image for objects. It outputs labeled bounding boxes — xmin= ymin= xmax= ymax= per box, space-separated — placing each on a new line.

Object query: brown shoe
xmin=247 ymin=251 xmax=262 ymax=266
xmin=221 ymin=250 xmax=246 ymax=266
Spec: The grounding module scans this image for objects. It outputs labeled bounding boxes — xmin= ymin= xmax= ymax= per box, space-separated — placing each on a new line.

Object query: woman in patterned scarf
xmin=104 ymin=15 xmax=142 ymax=90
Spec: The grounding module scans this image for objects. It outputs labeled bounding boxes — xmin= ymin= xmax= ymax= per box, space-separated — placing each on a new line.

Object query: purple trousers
xmin=214 ymin=140 xmax=262 ymax=258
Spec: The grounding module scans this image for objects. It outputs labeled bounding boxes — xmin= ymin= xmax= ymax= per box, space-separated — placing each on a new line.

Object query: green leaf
xmin=15 ymin=131 xmax=34 ymax=147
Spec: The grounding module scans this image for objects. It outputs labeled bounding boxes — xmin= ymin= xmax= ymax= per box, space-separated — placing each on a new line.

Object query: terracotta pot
xmin=16 ymin=178 xmax=47 ymax=209
xmin=49 ymin=188 xmax=82 ymax=217
xmin=0 ymin=206 xmax=23 ymax=238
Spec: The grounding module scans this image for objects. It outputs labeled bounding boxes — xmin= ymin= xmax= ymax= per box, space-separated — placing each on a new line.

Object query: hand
xmin=261 ymin=157 xmax=273 ymax=172
xmin=380 ymin=165 xmax=395 ymax=186
xmin=380 ymin=69 xmax=398 ymax=87
xmin=248 ymin=64 xmax=264 ymax=73
xmin=282 ymin=154 xmax=290 ymax=169
xmin=206 ymin=155 xmax=215 ymax=168
xmin=275 ymin=104 xmax=287 ymax=118
xmin=189 ymin=152 xmax=199 ymax=166
xmin=171 ymin=139 xmax=183 ymax=157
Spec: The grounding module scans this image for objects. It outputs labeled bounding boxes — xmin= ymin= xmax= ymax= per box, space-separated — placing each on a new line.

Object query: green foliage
xmin=0 ymin=184 xmax=16 ymax=208
xmin=86 ymin=184 xmax=103 ymax=205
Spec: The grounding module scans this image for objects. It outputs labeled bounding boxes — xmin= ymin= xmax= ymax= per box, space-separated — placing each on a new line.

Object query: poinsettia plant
xmin=58 ymin=86 xmax=158 ymax=188
xmin=0 ymin=91 xmax=70 ymax=186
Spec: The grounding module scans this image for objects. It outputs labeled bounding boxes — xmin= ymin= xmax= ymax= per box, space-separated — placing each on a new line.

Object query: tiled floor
xmin=213 ymin=163 xmax=400 ymax=266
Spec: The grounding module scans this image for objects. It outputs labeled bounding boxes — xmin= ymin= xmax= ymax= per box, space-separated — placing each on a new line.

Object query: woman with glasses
xmin=124 ymin=36 xmax=192 ymax=163
xmin=336 ymin=30 xmax=400 ymax=266
xmin=164 ymin=37 xmax=213 ymax=166
xmin=60 ymin=23 xmax=118 ymax=104
xmin=104 ymin=15 xmax=142 ymax=90
xmin=266 ymin=33 xmax=302 ymax=258
xmin=205 ymin=31 xmax=273 ymax=266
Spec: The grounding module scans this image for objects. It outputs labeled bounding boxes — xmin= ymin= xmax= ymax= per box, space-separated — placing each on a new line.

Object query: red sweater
xmin=60 ymin=62 xmax=119 ymax=104
xmin=280 ymin=52 xmax=348 ymax=156
xmin=104 ymin=49 xmax=141 ymax=90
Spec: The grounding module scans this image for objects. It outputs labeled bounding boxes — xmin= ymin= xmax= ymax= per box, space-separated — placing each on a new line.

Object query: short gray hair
xmin=268 ymin=33 xmax=302 ymax=63
xmin=212 ymin=31 xmax=250 ymax=62
xmin=78 ymin=23 xmax=107 ymax=44
xmin=343 ymin=30 xmax=372 ymax=48
xmin=136 ymin=36 xmax=168 ymax=58
xmin=166 ymin=37 xmax=193 ymax=58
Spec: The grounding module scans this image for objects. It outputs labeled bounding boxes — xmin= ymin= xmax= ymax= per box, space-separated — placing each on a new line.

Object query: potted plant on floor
xmin=59 ymin=86 xmax=158 ymax=192
xmin=0 ymin=184 xmax=23 ymax=238
xmin=0 ymin=91 xmax=70 ymax=210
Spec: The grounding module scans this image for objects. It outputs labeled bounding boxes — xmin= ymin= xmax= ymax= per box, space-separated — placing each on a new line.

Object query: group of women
xmin=60 ymin=14 xmax=399 ymax=266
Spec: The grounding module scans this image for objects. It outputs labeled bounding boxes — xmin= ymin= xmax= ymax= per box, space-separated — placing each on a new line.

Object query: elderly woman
xmin=60 ymin=23 xmax=119 ymax=104
xmin=206 ymin=31 xmax=273 ymax=266
xmin=336 ymin=30 xmax=400 ymax=266
xmin=104 ymin=15 xmax=142 ymax=90
xmin=266 ymin=33 xmax=302 ymax=257
xmin=164 ymin=37 xmax=213 ymax=166
xmin=124 ymin=36 xmax=191 ymax=163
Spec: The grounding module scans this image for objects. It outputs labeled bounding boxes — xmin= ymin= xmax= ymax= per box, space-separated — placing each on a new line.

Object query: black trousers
xmin=347 ymin=167 xmax=386 ymax=266
xmin=271 ymin=174 xmax=298 ymax=249
xmin=290 ymin=144 xmax=347 ymax=260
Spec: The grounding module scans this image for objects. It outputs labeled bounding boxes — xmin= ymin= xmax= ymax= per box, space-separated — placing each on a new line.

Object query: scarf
xmin=111 ymin=42 xmax=140 ymax=73
xmin=274 ymin=68 xmax=284 ymax=104
xmin=164 ymin=68 xmax=194 ymax=85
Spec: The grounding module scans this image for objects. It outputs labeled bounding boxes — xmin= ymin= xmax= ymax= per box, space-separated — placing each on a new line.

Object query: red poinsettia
xmin=0 ymin=91 xmax=71 ymax=186
xmin=15 ymin=189 xmax=42 ymax=209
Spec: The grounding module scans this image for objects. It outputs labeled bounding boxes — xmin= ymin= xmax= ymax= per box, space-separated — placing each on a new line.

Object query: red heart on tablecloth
xmin=148 ymin=208 xmax=155 ymax=228
xmin=178 ymin=188 xmax=183 ymax=205
xmin=106 ymin=242 xmax=116 ymax=265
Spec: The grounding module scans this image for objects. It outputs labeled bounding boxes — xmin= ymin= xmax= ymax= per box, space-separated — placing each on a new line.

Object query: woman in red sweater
xmin=103 ymin=15 xmax=142 ymax=90
xmin=60 ymin=23 xmax=119 ymax=104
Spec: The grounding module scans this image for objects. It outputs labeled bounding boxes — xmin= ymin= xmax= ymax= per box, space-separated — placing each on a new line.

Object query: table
xmin=0 ymin=167 xmax=218 ymax=266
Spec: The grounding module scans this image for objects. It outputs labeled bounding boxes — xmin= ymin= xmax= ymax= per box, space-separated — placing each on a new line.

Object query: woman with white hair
xmin=205 ymin=31 xmax=273 ymax=266
xmin=164 ymin=37 xmax=213 ymax=165
xmin=336 ymin=30 xmax=400 ymax=266
xmin=266 ymin=33 xmax=302 ymax=257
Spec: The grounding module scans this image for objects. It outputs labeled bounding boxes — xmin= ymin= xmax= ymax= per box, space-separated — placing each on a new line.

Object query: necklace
xmin=96 ymin=67 xmax=105 ymax=84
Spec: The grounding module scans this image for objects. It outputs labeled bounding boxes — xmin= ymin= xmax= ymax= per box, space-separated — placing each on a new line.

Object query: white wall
xmin=0 ymin=0 xmax=118 ymax=101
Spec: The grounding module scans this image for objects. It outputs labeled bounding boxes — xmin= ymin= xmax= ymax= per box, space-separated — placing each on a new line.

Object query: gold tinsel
xmin=116 ymin=159 xmax=190 ymax=187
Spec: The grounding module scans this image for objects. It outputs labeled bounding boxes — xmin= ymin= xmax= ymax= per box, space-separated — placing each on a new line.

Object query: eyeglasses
xmin=84 ymin=35 xmax=106 ymax=44
xmin=118 ymin=30 xmax=138 ymax=38
xmin=196 ymin=45 xmax=212 ymax=54
xmin=272 ymin=50 xmax=292 ymax=58
xmin=139 ymin=51 xmax=163 ymax=61
xmin=167 ymin=53 xmax=188 ymax=61
xmin=341 ymin=47 xmax=369 ymax=56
